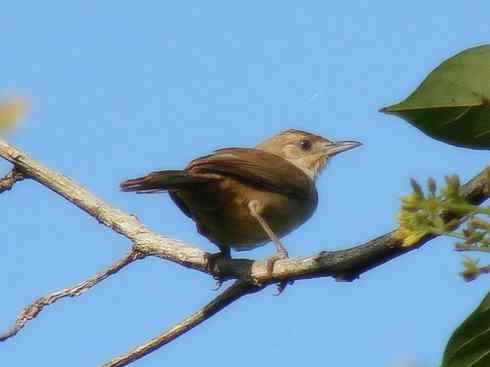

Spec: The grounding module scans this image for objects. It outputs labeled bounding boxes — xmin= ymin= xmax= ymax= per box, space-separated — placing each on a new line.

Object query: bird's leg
xmin=248 ymin=200 xmax=289 ymax=273
xmin=205 ymin=244 xmax=230 ymax=272
xmin=205 ymin=244 xmax=231 ymax=290
xmin=198 ymin=222 xmax=231 ymax=274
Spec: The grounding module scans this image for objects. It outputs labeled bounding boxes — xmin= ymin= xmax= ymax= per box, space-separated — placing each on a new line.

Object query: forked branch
xmin=0 ymin=168 xmax=24 ymax=193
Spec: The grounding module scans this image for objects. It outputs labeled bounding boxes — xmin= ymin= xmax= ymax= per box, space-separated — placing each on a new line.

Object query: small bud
xmin=460 ymin=257 xmax=480 ymax=282
xmin=401 ymin=194 xmax=421 ymax=211
xmin=445 ymin=219 xmax=460 ymax=231
xmin=410 ymin=178 xmax=424 ymax=199
xmin=446 ymin=175 xmax=460 ymax=192
xmin=427 ymin=177 xmax=437 ymax=197
xmin=443 ymin=175 xmax=463 ymax=202
xmin=454 ymin=242 xmax=466 ymax=251
xmin=466 ymin=231 xmax=486 ymax=244
xmin=470 ymin=218 xmax=490 ymax=231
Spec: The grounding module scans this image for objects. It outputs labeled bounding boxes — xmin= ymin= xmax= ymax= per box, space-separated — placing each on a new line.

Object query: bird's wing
xmin=120 ymin=170 xmax=220 ymax=193
xmin=187 ymin=148 xmax=314 ymax=199
xmin=120 ymin=170 xmax=221 ymax=219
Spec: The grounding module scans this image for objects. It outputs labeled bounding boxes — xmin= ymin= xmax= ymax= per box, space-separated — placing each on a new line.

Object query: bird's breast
xmin=175 ymin=177 xmax=317 ymax=251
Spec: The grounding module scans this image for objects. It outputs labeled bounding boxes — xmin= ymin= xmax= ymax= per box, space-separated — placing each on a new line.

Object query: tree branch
xmin=101 ymin=280 xmax=261 ymax=367
xmin=0 ymin=168 xmax=24 ymax=193
xmin=0 ymin=139 xmax=209 ymax=273
xmin=0 ymin=249 xmax=145 ymax=342
xmin=1 ymin=138 xmax=487 ymax=286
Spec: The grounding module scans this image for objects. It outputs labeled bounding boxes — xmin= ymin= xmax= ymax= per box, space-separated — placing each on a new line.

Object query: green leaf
xmin=381 ymin=45 xmax=490 ymax=149
xmin=441 ymin=292 xmax=490 ymax=367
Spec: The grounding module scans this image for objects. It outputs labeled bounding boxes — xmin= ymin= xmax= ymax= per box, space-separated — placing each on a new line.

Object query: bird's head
xmin=257 ymin=129 xmax=361 ymax=180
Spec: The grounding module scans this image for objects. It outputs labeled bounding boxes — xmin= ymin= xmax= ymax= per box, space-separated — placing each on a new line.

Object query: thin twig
xmin=0 ymin=168 xmax=25 ymax=193
xmin=461 ymin=262 xmax=490 ymax=282
xmin=455 ymin=244 xmax=490 ymax=253
xmin=479 ymin=265 xmax=490 ymax=275
xmin=0 ymin=249 xmax=145 ymax=342
xmin=101 ymin=281 xmax=261 ymax=367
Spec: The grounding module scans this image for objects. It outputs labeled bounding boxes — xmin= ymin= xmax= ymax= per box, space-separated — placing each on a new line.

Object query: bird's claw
xmin=212 ymin=277 xmax=225 ymax=291
xmin=205 ymin=251 xmax=229 ymax=273
xmin=265 ymin=250 xmax=289 ymax=274
xmin=274 ymin=280 xmax=295 ymax=296
xmin=264 ymin=250 xmax=292 ymax=294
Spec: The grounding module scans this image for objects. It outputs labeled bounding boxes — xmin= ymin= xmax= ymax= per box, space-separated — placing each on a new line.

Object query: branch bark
xmin=0 ymin=168 xmax=24 ymax=193
xmin=1 ymin=137 xmax=488 ymax=366
xmin=0 ymin=139 xmax=209 ymax=273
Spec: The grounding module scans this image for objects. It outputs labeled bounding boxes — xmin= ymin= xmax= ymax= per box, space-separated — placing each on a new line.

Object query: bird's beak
xmin=322 ymin=140 xmax=362 ymax=156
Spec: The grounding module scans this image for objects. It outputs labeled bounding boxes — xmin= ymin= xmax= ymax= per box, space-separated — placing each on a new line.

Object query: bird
xmin=120 ymin=129 xmax=361 ymax=272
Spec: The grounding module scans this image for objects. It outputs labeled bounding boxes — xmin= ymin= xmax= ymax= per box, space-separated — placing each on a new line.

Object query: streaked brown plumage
xmin=120 ymin=129 xmax=360 ymax=265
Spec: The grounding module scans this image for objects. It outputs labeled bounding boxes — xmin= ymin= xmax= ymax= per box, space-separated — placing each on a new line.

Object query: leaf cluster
xmin=396 ymin=169 xmax=490 ymax=281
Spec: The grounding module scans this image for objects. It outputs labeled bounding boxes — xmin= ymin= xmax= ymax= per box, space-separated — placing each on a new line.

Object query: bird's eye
xmin=299 ymin=139 xmax=312 ymax=151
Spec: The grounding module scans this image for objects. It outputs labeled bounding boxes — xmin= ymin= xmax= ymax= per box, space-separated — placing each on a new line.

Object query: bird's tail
xmin=120 ymin=170 xmax=215 ymax=193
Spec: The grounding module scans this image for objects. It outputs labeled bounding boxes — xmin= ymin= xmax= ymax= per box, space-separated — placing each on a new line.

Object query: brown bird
xmin=120 ymin=129 xmax=360 ymax=270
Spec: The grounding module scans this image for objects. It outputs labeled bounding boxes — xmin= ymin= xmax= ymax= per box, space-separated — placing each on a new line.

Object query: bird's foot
xmin=212 ymin=276 xmax=226 ymax=291
xmin=264 ymin=250 xmax=293 ymax=295
xmin=275 ymin=280 xmax=295 ymax=296
xmin=265 ymin=249 xmax=289 ymax=274
xmin=207 ymin=252 xmax=229 ymax=291
xmin=205 ymin=249 xmax=230 ymax=272
xmin=130 ymin=213 xmax=140 ymax=221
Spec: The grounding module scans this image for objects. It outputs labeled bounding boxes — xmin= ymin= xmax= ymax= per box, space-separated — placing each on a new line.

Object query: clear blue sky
xmin=1 ymin=2 xmax=489 ymax=366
